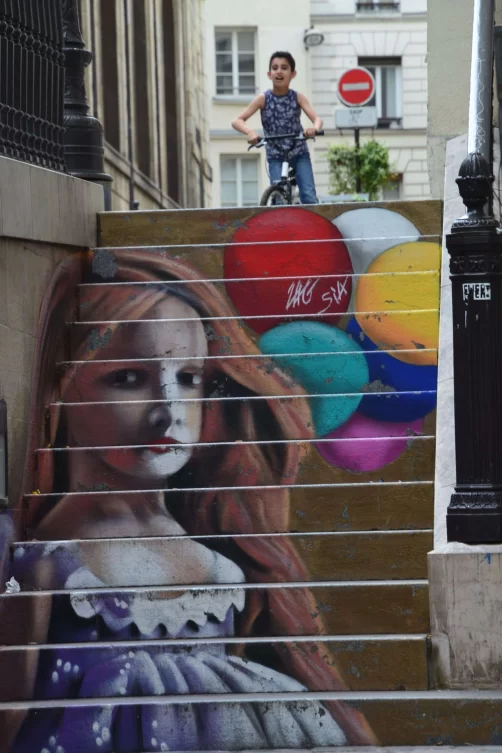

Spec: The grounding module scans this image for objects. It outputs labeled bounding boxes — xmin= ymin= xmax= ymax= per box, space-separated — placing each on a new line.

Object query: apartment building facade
xmin=203 ymin=0 xmax=314 ymax=208
xmin=311 ymin=0 xmax=429 ymax=201
xmin=79 ymin=0 xmax=212 ymax=210
xmin=205 ymin=0 xmax=429 ymax=207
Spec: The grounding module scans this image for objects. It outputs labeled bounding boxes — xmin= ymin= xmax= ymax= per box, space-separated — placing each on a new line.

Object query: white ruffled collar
xmin=65 ymin=563 xmax=246 ymax=638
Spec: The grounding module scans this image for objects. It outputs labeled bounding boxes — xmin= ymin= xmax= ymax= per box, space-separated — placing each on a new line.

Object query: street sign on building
xmin=335 ymin=105 xmax=377 ymax=129
xmin=337 ymin=67 xmax=375 ymax=107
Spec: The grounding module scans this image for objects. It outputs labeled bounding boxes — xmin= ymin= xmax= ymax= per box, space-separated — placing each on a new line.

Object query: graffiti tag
xmin=462 ymin=282 xmax=491 ymax=302
xmin=286 ymin=279 xmax=319 ymax=310
xmin=286 ymin=277 xmax=351 ymax=315
xmin=319 ymin=277 xmax=351 ymax=313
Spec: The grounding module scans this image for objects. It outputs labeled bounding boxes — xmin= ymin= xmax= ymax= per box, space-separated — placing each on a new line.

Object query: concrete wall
xmin=427 ymin=0 xmax=502 ymax=198
xmin=204 ymin=0 xmax=312 ymax=207
xmin=0 ymin=157 xmax=103 ymax=509
xmin=310 ymin=0 xmax=430 ymax=201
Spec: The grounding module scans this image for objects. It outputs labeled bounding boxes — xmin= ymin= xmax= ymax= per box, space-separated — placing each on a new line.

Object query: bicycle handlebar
xmin=247 ymin=130 xmax=324 ymax=151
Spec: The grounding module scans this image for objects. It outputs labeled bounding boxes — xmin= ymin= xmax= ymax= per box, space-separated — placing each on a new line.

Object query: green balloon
xmin=260 ymin=321 xmax=369 ymax=437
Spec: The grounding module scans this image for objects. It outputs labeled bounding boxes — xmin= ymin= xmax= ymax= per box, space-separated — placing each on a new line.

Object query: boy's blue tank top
xmin=260 ymin=89 xmax=308 ymax=160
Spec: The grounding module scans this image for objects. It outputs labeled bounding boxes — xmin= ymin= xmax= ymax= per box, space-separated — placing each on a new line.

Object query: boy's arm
xmin=298 ymin=92 xmax=324 ymax=137
xmin=231 ymin=94 xmax=265 ymax=144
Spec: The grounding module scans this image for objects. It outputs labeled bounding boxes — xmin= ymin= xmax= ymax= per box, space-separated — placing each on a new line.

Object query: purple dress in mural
xmin=2 ymin=519 xmax=346 ymax=753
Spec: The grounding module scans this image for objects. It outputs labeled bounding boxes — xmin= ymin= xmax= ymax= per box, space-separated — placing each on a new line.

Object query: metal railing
xmin=0 ymin=0 xmax=65 ymax=171
xmin=0 ymin=0 xmax=111 ymax=190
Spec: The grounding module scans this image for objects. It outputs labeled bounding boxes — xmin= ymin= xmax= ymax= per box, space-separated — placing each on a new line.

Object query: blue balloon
xmin=259 ymin=321 xmax=369 ymax=436
xmin=345 ymin=318 xmax=437 ymax=422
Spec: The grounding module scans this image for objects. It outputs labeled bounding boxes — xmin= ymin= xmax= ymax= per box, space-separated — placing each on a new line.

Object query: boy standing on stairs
xmin=231 ymin=51 xmax=323 ymax=205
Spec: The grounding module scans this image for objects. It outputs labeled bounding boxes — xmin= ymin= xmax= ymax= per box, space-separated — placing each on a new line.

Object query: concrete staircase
xmin=1 ymin=200 xmax=499 ymax=749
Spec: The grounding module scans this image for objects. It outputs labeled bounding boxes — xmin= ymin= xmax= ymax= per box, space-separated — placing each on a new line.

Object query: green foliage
xmin=326 ymin=139 xmax=394 ymax=200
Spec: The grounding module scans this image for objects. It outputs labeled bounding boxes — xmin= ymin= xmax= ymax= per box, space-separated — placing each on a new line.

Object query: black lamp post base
xmin=447 ymin=491 xmax=502 ymax=544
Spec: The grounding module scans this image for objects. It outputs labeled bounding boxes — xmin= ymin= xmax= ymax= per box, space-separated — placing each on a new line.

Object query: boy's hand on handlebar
xmin=247 ymin=131 xmax=260 ymax=145
xmin=304 ymin=128 xmax=317 ymax=139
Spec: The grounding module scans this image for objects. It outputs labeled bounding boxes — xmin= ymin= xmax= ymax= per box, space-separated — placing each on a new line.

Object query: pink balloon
xmin=315 ymin=413 xmax=424 ymax=473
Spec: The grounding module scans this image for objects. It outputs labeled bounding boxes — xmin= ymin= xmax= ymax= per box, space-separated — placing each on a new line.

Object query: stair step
xmin=78 ymin=271 xmax=440 ymax=316
xmin=47 ymin=394 xmax=437 ymax=460
xmin=10 ymin=531 xmax=433 ymax=588
xmin=333 ymin=749 xmax=502 ymax=753
xmin=68 ymin=311 xmax=438 ymax=361
xmin=22 ymin=483 xmax=434 ymax=536
xmin=49 ymin=397 xmax=437 ymax=425
xmin=0 ymin=582 xmax=430 ymax=644
xmin=97 ymin=200 xmax=442 ymax=248
xmin=3 ymin=691 xmax=502 ymax=749
xmin=33 ymin=438 xmax=435 ymax=492
xmin=0 ymin=634 xmax=429 ymax=700
xmin=55 ymin=357 xmax=438 ymax=395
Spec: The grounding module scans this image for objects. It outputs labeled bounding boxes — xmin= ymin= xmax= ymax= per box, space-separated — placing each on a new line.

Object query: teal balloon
xmin=259 ymin=322 xmax=369 ymax=436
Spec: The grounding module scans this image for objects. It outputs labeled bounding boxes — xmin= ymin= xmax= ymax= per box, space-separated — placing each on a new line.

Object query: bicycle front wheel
xmin=260 ymin=184 xmax=291 ymax=206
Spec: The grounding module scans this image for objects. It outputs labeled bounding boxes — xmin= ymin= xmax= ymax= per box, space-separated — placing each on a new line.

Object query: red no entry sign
xmin=337 ymin=67 xmax=375 ymax=107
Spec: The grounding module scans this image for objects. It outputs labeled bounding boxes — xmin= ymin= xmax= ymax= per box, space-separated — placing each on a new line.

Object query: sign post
xmin=336 ymin=67 xmax=377 ymax=194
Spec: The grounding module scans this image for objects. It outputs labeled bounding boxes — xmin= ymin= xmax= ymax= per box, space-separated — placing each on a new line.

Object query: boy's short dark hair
xmin=269 ymin=51 xmax=296 ymax=72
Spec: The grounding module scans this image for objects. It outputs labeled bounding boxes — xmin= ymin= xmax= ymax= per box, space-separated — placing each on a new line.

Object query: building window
xmin=99 ymin=0 xmax=120 ymax=151
xmin=220 ymin=156 xmax=259 ymax=207
xmin=382 ymin=175 xmax=402 ymax=200
xmin=215 ymin=30 xmax=256 ymax=96
xmin=356 ymin=1 xmax=400 ymax=11
xmin=359 ymin=57 xmax=402 ymax=128
xmin=163 ymin=0 xmax=180 ymax=203
xmin=133 ymin=0 xmax=152 ymax=178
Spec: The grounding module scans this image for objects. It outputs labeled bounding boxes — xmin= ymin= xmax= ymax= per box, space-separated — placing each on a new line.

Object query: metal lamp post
xmin=446 ymin=0 xmax=502 ymax=543
xmin=61 ymin=0 xmax=112 ymax=194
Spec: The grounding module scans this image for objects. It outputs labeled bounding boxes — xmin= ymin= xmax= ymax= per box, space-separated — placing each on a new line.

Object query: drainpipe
xmin=445 ymin=0 xmax=502 ymax=544
xmin=468 ymin=0 xmax=494 ymax=164
xmin=0 ymin=400 xmax=7 ymax=507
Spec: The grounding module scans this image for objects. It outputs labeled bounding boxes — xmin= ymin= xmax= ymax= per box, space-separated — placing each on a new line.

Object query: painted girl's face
xmin=66 ymin=296 xmax=208 ymax=482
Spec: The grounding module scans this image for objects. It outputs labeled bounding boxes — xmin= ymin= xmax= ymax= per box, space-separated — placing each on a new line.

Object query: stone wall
xmin=0 ymin=157 xmax=103 ymax=508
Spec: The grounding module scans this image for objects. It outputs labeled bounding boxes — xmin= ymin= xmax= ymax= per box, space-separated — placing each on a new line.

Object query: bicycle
xmin=248 ymin=131 xmax=324 ymax=206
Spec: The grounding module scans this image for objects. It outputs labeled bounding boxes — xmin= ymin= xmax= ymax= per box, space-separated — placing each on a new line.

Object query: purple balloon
xmin=315 ymin=413 xmax=424 ymax=472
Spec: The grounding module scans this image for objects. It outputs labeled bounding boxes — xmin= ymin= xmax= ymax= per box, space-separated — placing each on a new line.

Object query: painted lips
xmin=146 ymin=437 xmax=181 ymax=454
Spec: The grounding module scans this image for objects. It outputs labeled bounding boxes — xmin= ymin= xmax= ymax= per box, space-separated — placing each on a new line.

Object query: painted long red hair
xmin=22 ymin=248 xmax=376 ymax=746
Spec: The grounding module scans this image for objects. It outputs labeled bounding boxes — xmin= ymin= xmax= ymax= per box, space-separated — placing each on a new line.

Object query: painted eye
xmin=177 ymin=371 xmax=203 ymax=388
xmin=111 ymin=369 xmax=145 ymax=387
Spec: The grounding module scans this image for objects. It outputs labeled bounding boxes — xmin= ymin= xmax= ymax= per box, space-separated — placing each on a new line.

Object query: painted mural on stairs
xmin=0 ymin=204 xmax=440 ymax=752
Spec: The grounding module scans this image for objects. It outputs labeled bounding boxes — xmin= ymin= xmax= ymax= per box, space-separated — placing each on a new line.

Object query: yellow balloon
xmin=355 ymin=241 xmax=440 ymax=365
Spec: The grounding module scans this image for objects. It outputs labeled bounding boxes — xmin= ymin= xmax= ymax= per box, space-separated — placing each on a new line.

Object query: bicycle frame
xmin=248 ymin=130 xmax=324 ymax=206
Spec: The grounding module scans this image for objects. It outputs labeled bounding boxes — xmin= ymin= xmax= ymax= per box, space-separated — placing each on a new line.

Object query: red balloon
xmin=224 ymin=208 xmax=353 ymax=334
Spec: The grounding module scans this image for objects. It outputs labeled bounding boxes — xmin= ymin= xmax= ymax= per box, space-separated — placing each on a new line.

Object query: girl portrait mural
xmin=0 ymin=204 xmax=440 ymax=752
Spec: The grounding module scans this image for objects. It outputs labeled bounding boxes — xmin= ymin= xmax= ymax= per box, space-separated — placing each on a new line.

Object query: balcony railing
xmin=0 ymin=0 xmax=65 ymax=171
xmin=356 ymin=1 xmax=400 ymax=11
